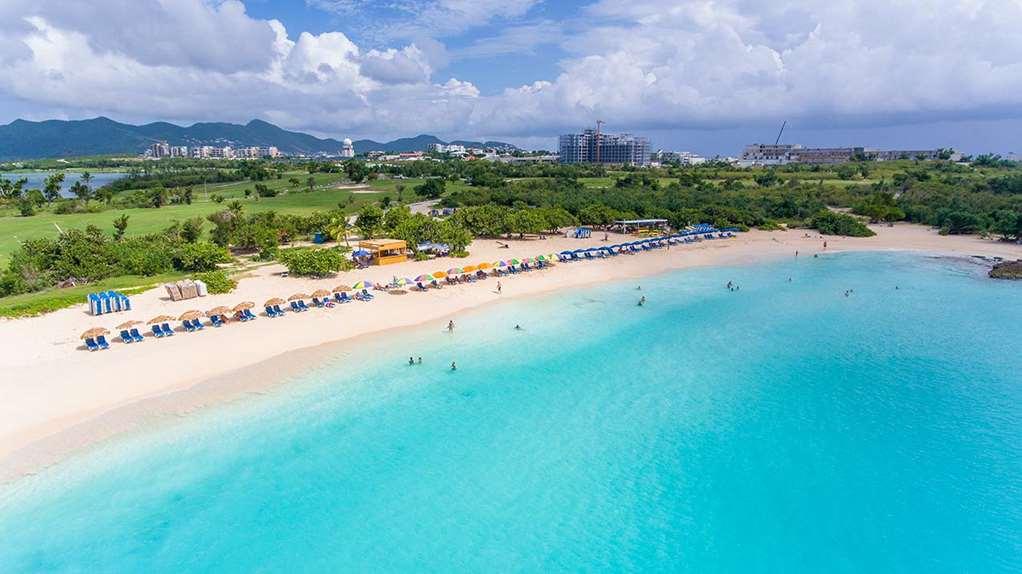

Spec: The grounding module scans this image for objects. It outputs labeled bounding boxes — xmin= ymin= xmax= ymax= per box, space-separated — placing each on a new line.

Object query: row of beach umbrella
xmin=80 ymin=255 xmax=560 ymax=345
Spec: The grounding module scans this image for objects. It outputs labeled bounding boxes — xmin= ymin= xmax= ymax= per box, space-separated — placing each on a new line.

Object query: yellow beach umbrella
xmin=433 ymin=271 xmax=448 ymax=279
xmin=477 ymin=262 xmax=492 ymax=270
xmin=462 ymin=265 xmax=477 ymax=273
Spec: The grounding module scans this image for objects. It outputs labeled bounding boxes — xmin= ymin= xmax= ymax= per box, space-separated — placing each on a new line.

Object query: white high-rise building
xmin=340 ymin=138 xmax=355 ymax=158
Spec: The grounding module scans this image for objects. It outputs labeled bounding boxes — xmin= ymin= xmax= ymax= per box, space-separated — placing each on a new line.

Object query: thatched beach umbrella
xmin=206 ymin=306 xmax=230 ymax=319
xmin=233 ymin=301 xmax=255 ymax=310
xmin=80 ymin=327 xmax=110 ymax=340
xmin=264 ymin=297 xmax=285 ymax=307
xmin=332 ymin=284 xmax=352 ymax=293
xmin=179 ymin=310 xmax=203 ymax=321
xmin=311 ymin=289 xmax=332 ymax=299
xmin=148 ymin=315 xmax=175 ymax=325
xmin=288 ymin=293 xmax=308 ymax=302
xmin=116 ymin=320 xmax=143 ymax=329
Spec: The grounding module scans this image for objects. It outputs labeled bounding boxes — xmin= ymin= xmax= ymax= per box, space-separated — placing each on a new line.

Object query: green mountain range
xmin=0 ymin=117 xmax=516 ymax=160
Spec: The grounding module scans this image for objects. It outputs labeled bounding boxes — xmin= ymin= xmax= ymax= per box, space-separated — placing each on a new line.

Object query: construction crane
xmin=774 ymin=120 xmax=787 ymax=145
xmin=595 ymin=120 xmax=605 ymax=163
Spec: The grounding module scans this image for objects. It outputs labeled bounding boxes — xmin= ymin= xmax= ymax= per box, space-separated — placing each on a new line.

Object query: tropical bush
xmin=811 ymin=211 xmax=875 ymax=237
xmin=195 ymin=270 xmax=237 ymax=294
xmin=276 ymin=247 xmax=351 ymax=277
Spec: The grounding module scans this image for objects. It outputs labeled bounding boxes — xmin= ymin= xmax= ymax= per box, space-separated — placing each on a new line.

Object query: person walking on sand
xmin=823 ymin=240 xmax=828 ymax=249
xmin=496 ymin=281 xmax=502 ymax=295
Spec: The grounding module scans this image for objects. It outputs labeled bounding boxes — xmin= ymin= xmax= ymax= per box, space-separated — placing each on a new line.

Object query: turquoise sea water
xmin=1 ymin=252 xmax=1020 ymax=572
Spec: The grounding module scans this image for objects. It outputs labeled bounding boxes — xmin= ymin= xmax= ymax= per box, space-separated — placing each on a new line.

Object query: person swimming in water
xmin=514 ymin=324 xmax=522 ymax=330
xmin=447 ymin=320 xmax=455 ymax=332
xmin=417 ymin=356 xmax=422 ymax=364
xmin=638 ymin=296 xmax=646 ymax=306
xmin=451 ymin=361 xmax=457 ymax=371
xmin=409 ymin=357 xmax=414 ymax=366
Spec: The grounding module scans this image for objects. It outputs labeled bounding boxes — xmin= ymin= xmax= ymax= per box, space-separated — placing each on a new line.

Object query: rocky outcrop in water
xmin=989 ymin=260 xmax=1022 ymax=280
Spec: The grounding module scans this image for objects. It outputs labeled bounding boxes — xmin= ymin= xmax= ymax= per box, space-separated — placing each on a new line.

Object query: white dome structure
xmin=340 ymin=138 xmax=355 ymax=158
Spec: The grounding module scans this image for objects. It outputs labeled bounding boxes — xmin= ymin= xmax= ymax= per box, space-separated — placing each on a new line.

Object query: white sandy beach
xmin=0 ymin=224 xmax=1019 ymax=480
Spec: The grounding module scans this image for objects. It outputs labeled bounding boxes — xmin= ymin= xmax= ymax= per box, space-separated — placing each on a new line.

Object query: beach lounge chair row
xmin=119 ymin=328 xmax=145 ymax=343
xmin=152 ymin=323 xmax=175 ymax=338
xmin=84 ymin=335 xmax=111 ymax=351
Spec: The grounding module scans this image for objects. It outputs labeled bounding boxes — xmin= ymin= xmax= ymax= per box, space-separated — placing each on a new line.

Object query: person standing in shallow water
xmin=450 ymin=361 xmax=457 ymax=371
xmin=447 ymin=320 xmax=454 ymax=332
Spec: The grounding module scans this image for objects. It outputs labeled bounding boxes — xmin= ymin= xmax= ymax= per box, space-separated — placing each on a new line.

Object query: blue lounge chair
xmin=290 ymin=301 xmax=301 ymax=312
xmin=152 ymin=325 xmax=164 ymax=338
xmin=120 ymin=330 xmax=133 ymax=344
xmin=96 ymin=335 xmax=110 ymax=350
xmin=416 ymin=282 xmax=428 ymax=291
xmin=183 ymin=321 xmax=195 ymax=333
xmin=161 ymin=323 xmax=175 ymax=336
xmin=333 ymin=293 xmax=344 ymax=303
xmin=210 ymin=315 xmax=225 ymax=327
xmin=265 ymin=306 xmax=277 ymax=317
xmin=360 ymin=289 xmax=374 ymax=300
xmin=298 ymin=300 xmax=311 ymax=311
xmin=273 ymin=304 xmax=286 ymax=315
xmin=191 ymin=319 xmax=204 ymax=330
xmin=244 ymin=309 xmax=257 ymax=321
xmin=312 ymin=297 xmax=324 ymax=307
xmin=130 ymin=328 xmax=144 ymax=342
xmin=84 ymin=337 xmax=100 ymax=351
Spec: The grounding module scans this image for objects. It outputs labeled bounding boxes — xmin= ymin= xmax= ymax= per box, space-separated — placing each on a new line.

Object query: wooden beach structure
xmin=358 ymin=238 xmax=408 ymax=266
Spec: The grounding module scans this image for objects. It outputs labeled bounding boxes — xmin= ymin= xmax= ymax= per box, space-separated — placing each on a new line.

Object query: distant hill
xmin=0 ymin=117 xmax=516 ymax=160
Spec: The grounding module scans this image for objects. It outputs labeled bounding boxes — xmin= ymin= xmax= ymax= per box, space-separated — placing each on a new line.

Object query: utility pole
xmin=774 ymin=120 xmax=787 ymax=146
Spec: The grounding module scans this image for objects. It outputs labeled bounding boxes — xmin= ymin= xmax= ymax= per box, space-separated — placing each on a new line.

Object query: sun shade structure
xmin=311 ymin=289 xmax=332 ymax=298
xmin=80 ymin=327 xmax=110 ymax=339
xmin=178 ymin=310 xmax=203 ymax=321
xmin=358 ymin=238 xmax=408 ymax=266
xmin=232 ymin=301 xmax=255 ymax=311
xmin=148 ymin=315 xmax=175 ymax=324
xmin=206 ymin=306 xmax=230 ymax=317
xmin=433 ymin=271 xmax=447 ymax=279
xmin=288 ymin=293 xmax=308 ymax=301
xmin=447 ymin=267 xmax=464 ymax=275
xmin=462 ymin=265 xmax=477 ymax=273
xmin=116 ymin=320 xmax=143 ymax=329
xmin=477 ymin=262 xmax=492 ymax=270
xmin=264 ymin=297 xmax=285 ymax=307
xmin=333 ymin=284 xmax=352 ymax=293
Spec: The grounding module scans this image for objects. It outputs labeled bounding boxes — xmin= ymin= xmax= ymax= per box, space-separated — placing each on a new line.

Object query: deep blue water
xmin=1 ymin=252 xmax=1020 ymax=572
xmin=1 ymin=172 xmax=128 ymax=198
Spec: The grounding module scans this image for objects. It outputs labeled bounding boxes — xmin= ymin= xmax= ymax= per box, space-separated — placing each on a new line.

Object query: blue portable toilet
xmin=122 ymin=294 xmax=131 ymax=311
xmin=100 ymin=292 xmax=112 ymax=314
xmin=87 ymin=293 xmax=100 ymax=315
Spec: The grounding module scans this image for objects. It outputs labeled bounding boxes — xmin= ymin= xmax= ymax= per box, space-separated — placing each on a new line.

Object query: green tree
xmin=180 ymin=217 xmax=205 ymax=243
xmin=276 ymin=247 xmax=349 ymax=277
xmin=43 ymin=173 xmax=65 ymax=203
xmin=355 ymin=203 xmax=384 ymax=239
xmin=112 ymin=214 xmax=130 ymax=240
xmin=415 ymin=178 xmax=446 ymax=199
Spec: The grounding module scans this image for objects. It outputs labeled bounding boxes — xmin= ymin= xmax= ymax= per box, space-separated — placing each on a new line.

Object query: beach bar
xmin=358 ymin=238 xmax=409 ymax=266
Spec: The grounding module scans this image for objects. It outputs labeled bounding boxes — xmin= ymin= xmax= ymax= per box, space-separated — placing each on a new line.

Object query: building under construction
xmin=558 ymin=128 xmax=650 ymax=166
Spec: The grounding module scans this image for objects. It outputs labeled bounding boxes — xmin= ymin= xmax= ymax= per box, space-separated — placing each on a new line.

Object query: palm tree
xmin=328 ymin=215 xmax=351 ymax=247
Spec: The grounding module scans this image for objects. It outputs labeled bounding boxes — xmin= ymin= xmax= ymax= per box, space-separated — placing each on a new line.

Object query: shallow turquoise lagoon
xmin=1 ymin=252 xmax=1020 ymax=572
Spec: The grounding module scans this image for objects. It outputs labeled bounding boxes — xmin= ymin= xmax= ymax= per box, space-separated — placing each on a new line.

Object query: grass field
xmin=0 ymin=173 xmax=455 ymax=266
xmin=0 ymin=272 xmax=189 ymax=318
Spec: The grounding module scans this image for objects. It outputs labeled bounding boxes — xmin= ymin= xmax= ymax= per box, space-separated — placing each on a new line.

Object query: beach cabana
xmin=81 ymin=327 xmax=111 ymax=351
xmin=358 ymin=238 xmax=408 ymax=266
xmin=116 ymin=320 xmax=145 ymax=343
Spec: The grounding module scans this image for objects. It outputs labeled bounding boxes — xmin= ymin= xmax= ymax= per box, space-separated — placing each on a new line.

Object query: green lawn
xmin=0 ymin=173 xmax=440 ymax=265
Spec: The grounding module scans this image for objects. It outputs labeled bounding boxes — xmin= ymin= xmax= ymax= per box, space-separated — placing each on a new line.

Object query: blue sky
xmin=0 ymin=0 xmax=1020 ymax=155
